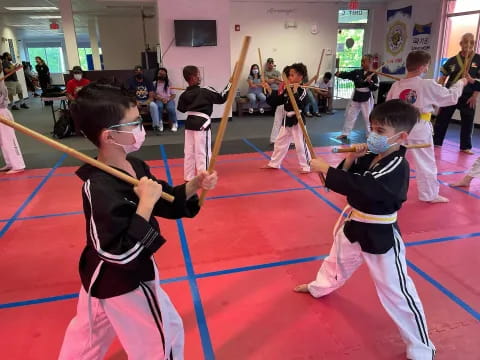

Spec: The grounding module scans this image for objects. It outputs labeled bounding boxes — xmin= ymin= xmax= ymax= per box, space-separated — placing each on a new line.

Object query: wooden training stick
xmin=366 ymin=62 xmax=385 ymax=81
xmin=0 ymin=116 xmax=175 ymax=203
xmin=0 ymin=65 xmax=23 ymax=82
xmin=258 ymin=48 xmax=267 ymax=94
xmin=289 ymin=84 xmax=328 ymax=92
xmin=315 ymin=49 xmax=326 ymax=79
xmin=170 ymin=87 xmax=186 ymax=91
xmin=369 ymin=70 xmax=401 ymax=81
xmin=282 ymin=73 xmax=327 ymax=187
xmin=198 ymin=36 xmax=251 ymax=206
xmin=332 ymin=143 xmax=431 ymax=153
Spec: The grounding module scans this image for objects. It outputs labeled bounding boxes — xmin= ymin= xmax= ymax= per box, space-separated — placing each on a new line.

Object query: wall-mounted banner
xmin=411 ymin=23 xmax=432 ymax=52
xmin=383 ymin=6 xmax=412 ymax=75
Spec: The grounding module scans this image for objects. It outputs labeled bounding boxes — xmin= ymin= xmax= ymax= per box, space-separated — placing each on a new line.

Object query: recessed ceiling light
xmin=5 ymin=7 xmax=58 ymax=11
xmin=29 ymin=15 xmax=62 ymax=19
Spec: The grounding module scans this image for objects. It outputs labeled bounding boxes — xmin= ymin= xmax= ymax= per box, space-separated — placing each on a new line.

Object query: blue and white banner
xmin=411 ymin=23 xmax=432 ymax=52
xmin=383 ymin=6 xmax=412 ymax=75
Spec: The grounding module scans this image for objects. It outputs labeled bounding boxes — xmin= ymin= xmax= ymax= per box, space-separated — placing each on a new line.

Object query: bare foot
xmin=450 ymin=176 xmax=473 ymax=187
xmin=429 ymin=195 xmax=449 ymax=203
xmin=460 ymin=149 xmax=474 ymax=155
xmin=299 ymin=169 xmax=311 ymax=174
xmin=261 ymin=164 xmax=278 ymax=170
xmin=293 ymin=284 xmax=310 ymax=293
xmin=0 ymin=166 xmax=11 ymax=172
xmin=6 ymin=169 xmax=24 ymax=174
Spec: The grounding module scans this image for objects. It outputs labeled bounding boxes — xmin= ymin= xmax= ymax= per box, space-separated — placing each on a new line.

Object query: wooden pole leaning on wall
xmin=315 ymin=49 xmax=325 ymax=79
xmin=0 ymin=116 xmax=175 ymax=202
xmin=198 ymin=36 xmax=252 ymax=206
xmin=282 ymin=73 xmax=327 ymax=187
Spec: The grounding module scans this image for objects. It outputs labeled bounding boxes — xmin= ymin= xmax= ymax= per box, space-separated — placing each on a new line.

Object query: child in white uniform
xmin=386 ymin=51 xmax=467 ymax=203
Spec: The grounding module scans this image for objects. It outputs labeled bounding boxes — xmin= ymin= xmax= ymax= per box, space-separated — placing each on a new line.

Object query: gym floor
xmin=0 ymin=99 xmax=479 ymax=359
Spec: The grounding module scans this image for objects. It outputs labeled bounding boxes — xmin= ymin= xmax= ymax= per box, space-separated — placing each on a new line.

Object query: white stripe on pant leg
xmin=342 ymin=100 xmax=362 ymax=136
xmin=184 ymin=130 xmax=196 ymax=181
xmin=361 ymin=228 xmax=435 ymax=359
xmin=58 ymin=287 xmax=116 ymax=360
xmin=139 ymin=283 xmax=167 ymax=355
xmin=269 ymin=126 xmax=292 ymax=168
xmin=308 ymin=224 xmax=363 ymax=297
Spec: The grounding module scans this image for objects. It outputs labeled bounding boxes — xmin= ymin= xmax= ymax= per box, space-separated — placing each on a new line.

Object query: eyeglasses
xmin=108 ymin=117 xmax=143 ymax=130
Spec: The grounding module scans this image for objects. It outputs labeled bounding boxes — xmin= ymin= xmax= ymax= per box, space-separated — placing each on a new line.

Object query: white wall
xmin=157 ymin=0 xmax=231 ymax=120
xmin=98 ymin=15 xmax=158 ymax=70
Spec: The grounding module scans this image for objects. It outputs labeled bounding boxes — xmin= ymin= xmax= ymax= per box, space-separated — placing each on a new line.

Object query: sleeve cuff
xmin=129 ymin=214 xmax=166 ymax=253
xmin=171 ymin=183 xmax=201 ymax=218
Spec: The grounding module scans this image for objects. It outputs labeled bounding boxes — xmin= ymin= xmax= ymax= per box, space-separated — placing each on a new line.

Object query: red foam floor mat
xmin=0 ymin=145 xmax=478 ymax=359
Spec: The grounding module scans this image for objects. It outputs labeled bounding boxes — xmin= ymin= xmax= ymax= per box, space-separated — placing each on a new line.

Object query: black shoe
xmin=20 ymin=103 xmax=29 ymax=109
xmin=11 ymin=105 xmax=19 ymax=110
xmin=313 ymin=112 xmax=321 ymax=117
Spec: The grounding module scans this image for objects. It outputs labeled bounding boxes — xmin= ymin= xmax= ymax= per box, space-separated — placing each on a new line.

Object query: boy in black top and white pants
xmin=295 ymin=100 xmax=436 ymax=359
xmin=177 ymin=66 xmax=231 ymax=181
xmin=263 ymin=63 xmax=311 ymax=173
xmin=59 ymin=83 xmax=218 ymax=360
xmin=336 ymin=54 xmax=379 ymax=139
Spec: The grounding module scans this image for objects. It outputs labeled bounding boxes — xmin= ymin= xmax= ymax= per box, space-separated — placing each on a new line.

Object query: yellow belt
xmin=420 ymin=113 xmax=431 ymax=121
xmin=350 ymin=208 xmax=397 ymax=224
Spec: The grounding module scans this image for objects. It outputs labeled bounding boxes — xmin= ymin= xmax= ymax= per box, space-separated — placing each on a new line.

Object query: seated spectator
xmin=302 ymin=69 xmax=320 ymax=117
xmin=150 ymin=67 xmax=178 ymax=134
xmin=66 ymin=66 xmax=90 ymax=101
xmin=314 ymin=72 xmax=334 ymax=114
xmin=246 ymin=64 xmax=266 ymax=114
xmin=264 ymin=58 xmax=282 ymax=91
xmin=127 ymin=65 xmax=155 ymax=119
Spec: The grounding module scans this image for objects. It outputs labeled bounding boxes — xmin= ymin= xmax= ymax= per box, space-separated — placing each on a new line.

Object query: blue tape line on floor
xmin=0 ymin=154 xmax=67 ymax=238
xmin=160 ymin=144 xmax=215 ymax=360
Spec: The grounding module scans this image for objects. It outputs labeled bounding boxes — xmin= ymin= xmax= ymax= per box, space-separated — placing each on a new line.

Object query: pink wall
xmin=157 ymin=0 xmax=232 ymax=119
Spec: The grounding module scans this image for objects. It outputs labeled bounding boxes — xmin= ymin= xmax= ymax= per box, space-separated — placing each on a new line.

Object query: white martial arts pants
xmin=0 ymin=108 xmax=25 ymax=171
xmin=270 ymin=105 xmax=285 ymax=143
xmin=184 ymin=129 xmax=211 ymax=181
xmin=341 ymin=97 xmax=374 ymax=136
xmin=408 ymin=120 xmax=439 ymax=201
xmin=308 ymin=224 xmax=435 ymax=360
xmin=268 ymin=124 xmax=311 ymax=172
xmin=59 ymin=281 xmax=183 ymax=360
xmin=468 ymin=157 xmax=480 ymax=178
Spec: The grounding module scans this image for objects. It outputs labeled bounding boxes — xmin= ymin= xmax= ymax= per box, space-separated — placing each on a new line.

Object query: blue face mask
xmin=367 ymin=132 xmax=400 ymax=154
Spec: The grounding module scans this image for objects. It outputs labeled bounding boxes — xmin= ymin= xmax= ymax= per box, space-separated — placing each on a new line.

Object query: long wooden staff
xmin=366 ymin=62 xmax=385 ymax=81
xmin=369 ymin=70 xmax=401 ymax=81
xmin=0 ymin=116 xmax=175 ymax=202
xmin=198 ymin=36 xmax=251 ymax=206
xmin=258 ymin=48 xmax=267 ymax=94
xmin=332 ymin=143 xmax=431 ymax=153
xmin=0 ymin=65 xmax=23 ymax=82
xmin=282 ymin=73 xmax=327 ymax=186
xmin=289 ymin=84 xmax=328 ymax=92
xmin=315 ymin=49 xmax=326 ymax=79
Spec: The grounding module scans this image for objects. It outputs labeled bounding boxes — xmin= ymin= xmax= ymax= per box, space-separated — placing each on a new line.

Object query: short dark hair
xmin=266 ymin=58 xmax=274 ymax=63
xmin=72 ymin=66 xmax=83 ymax=73
xmin=406 ymin=50 xmax=431 ymax=72
xmin=183 ymin=65 xmax=199 ymax=82
xmin=282 ymin=66 xmax=290 ymax=76
xmin=289 ymin=63 xmax=307 ymax=78
xmin=370 ymin=99 xmax=419 ymax=133
xmin=324 ymin=72 xmax=332 ymax=80
xmin=70 ymin=82 xmax=137 ymax=147
xmin=363 ymin=54 xmax=374 ymax=61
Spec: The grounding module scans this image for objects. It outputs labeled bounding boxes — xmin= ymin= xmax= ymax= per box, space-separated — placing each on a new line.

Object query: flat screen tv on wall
xmin=174 ymin=20 xmax=217 ymax=47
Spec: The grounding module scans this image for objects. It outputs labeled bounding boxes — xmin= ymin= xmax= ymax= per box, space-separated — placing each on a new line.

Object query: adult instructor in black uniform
xmin=434 ymin=32 xmax=480 ymax=154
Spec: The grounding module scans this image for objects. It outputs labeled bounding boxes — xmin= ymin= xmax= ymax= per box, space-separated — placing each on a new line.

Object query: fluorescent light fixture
xmin=5 ymin=7 xmax=58 ymax=11
xmin=9 ymin=24 xmax=47 ymax=27
xmin=29 ymin=15 xmax=61 ymax=19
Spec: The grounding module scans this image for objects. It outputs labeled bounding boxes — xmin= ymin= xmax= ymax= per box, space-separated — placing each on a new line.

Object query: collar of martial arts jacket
xmin=76 ymin=155 xmax=142 ymax=182
xmin=186 ymin=84 xmax=200 ymax=90
xmin=365 ymin=144 xmax=407 ymax=162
